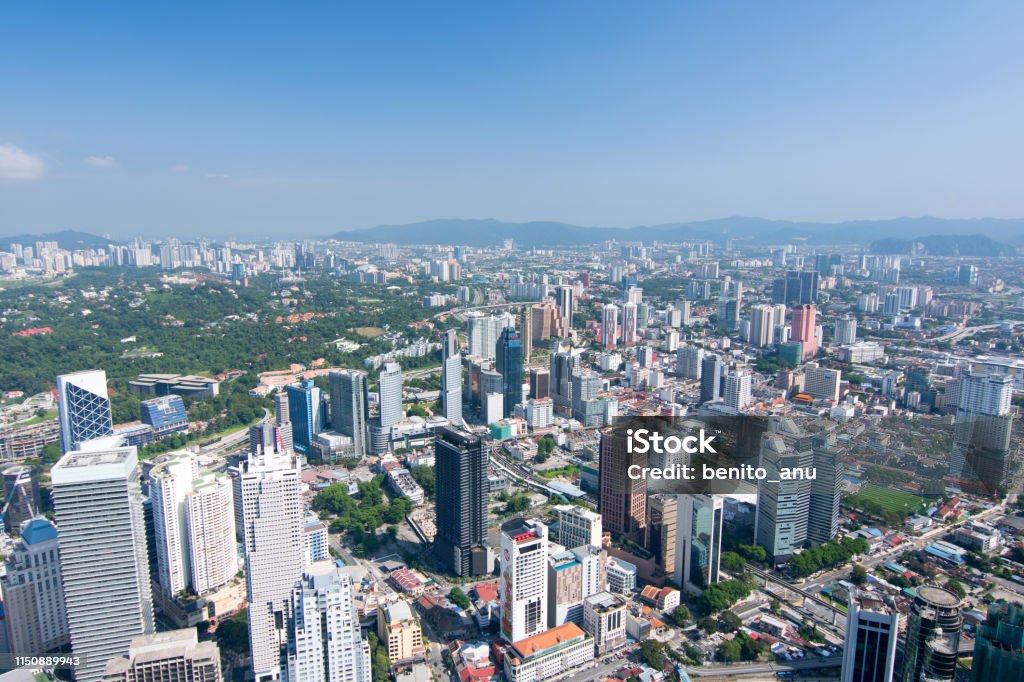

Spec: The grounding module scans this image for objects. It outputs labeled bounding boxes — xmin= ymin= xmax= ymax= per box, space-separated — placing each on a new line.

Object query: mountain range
xmin=330 ymin=216 xmax=1024 ymax=249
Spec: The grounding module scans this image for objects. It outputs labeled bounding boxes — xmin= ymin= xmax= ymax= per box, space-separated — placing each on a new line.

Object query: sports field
xmin=854 ymin=483 xmax=922 ymax=514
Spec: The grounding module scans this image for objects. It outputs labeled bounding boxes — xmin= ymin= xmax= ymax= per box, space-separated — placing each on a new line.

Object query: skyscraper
xmin=1 ymin=518 xmax=69 ymax=655
xmin=239 ymin=449 xmax=304 ymax=681
xmin=51 ymin=447 xmax=155 ymax=682
xmin=749 ymin=304 xmax=775 ymax=348
xmin=549 ymin=342 xmax=581 ymax=415
xmin=675 ymin=494 xmax=723 ymax=595
xmin=150 ymin=453 xmax=198 ymax=598
xmin=755 ymin=419 xmax=813 ymax=563
xmin=601 ymin=304 xmax=619 ymax=348
xmin=496 ymin=328 xmax=524 ymax=418
xmin=553 ymin=504 xmax=603 ymax=549
xmin=971 ymin=602 xmax=1024 ymax=680
xmin=676 ymin=344 xmax=704 ymax=380
xmin=287 ymin=380 xmax=324 ymax=455
xmin=900 ymin=586 xmax=963 ymax=682
xmin=441 ymin=329 xmax=463 ymax=424
xmin=434 ymin=428 xmax=489 ymax=577
xmin=621 ymin=302 xmax=638 ymax=345
xmin=555 ymin=284 xmax=576 ymax=332
xmin=378 ymin=362 xmax=404 ymax=429
xmin=699 ymin=355 xmax=722 ymax=404
xmin=529 ymin=367 xmax=550 ymax=400
xmin=1 ymin=464 xmax=40 ymax=533
xmin=808 ymin=437 xmax=842 ymax=546
xmin=598 ymin=429 xmax=646 ymax=541
xmin=186 ymin=471 xmax=238 ymax=595
xmin=286 ymin=562 xmax=371 ymax=682
xmin=791 ymin=304 xmax=818 ymax=361
xmin=723 ymin=371 xmax=753 ymax=411
xmin=834 ymin=314 xmax=857 ymax=345
xmin=500 ymin=518 xmax=549 ymax=644
xmin=841 ymin=590 xmax=899 ymax=682
xmin=645 ymin=494 xmax=677 ymax=577
xmin=57 ymin=369 xmax=114 ymax=452
xmin=329 ymin=369 xmax=369 ymax=456
xmin=951 ymin=371 xmax=1014 ymax=496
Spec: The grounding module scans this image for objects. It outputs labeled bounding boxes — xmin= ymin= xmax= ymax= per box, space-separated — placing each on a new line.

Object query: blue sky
xmin=1 ymin=1 xmax=1022 ymax=239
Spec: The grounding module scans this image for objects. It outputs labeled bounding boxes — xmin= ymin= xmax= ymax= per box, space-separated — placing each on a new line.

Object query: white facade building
xmin=500 ymin=518 xmax=549 ymax=644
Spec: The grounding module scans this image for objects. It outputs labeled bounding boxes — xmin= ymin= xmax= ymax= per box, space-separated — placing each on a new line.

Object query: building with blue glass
xmin=287 ymin=380 xmax=325 ymax=455
xmin=139 ymin=395 xmax=189 ymax=436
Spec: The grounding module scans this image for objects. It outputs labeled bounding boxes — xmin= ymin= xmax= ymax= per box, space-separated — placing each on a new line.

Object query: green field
xmin=854 ymin=483 xmax=922 ymax=514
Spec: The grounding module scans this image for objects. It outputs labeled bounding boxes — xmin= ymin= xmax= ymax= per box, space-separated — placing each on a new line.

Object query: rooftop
xmin=509 ymin=622 xmax=587 ymax=660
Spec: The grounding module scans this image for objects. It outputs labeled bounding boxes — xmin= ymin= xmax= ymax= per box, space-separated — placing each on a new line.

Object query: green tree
xmin=851 ymin=564 xmax=869 ymax=585
xmin=449 ymin=586 xmax=472 ymax=610
xmin=670 ymin=605 xmax=693 ymax=628
xmin=720 ymin=551 xmax=744 ymax=573
xmin=717 ymin=638 xmax=742 ymax=663
xmin=946 ymin=578 xmax=967 ymax=599
xmin=639 ymin=640 xmax=666 ymax=670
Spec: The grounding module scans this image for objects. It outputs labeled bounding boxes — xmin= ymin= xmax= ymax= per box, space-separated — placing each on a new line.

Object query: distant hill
xmin=0 ymin=230 xmax=115 ymax=251
xmin=869 ymin=234 xmax=1016 ymax=257
xmin=332 ymin=217 xmax=1024 ymax=248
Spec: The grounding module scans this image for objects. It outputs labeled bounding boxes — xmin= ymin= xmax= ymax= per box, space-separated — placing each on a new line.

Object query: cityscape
xmin=2 ymin=3 xmax=1024 ymax=682
xmin=0 ymin=231 xmax=1021 ymax=682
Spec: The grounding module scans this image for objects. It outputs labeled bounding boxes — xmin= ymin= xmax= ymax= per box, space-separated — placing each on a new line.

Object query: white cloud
xmin=172 ymin=164 xmax=191 ymax=173
xmin=85 ymin=155 xmax=118 ymax=168
xmin=0 ymin=144 xmax=45 ymax=180
xmin=206 ymin=172 xmax=229 ymax=178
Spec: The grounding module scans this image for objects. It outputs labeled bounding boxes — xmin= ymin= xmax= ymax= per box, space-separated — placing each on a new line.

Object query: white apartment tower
xmin=378 ymin=363 xmax=404 ymax=429
xmin=286 ymin=562 xmax=371 ymax=682
xmin=500 ymin=518 xmax=549 ymax=644
xmin=150 ymin=454 xmax=198 ymax=598
xmin=186 ymin=471 xmax=238 ymax=595
xmin=441 ymin=329 xmax=463 ymax=424
xmin=841 ymin=590 xmax=899 ymax=682
xmin=749 ymin=304 xmax=776 ymax=348
xmin=240 ymin=449 xmax=305 ymax=682
xmin=601 ymin=304 xmax=619 ymax=348
xmin=51 ymin=447 xmax=154 ymax=682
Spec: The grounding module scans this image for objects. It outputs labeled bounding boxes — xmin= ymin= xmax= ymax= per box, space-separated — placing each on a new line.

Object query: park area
xmin=846 ymin=482 xmax=925 ymax=525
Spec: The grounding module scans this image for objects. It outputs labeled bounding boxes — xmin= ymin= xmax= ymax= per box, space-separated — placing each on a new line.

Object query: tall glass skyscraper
xmin=329 ymin=369 xmax=369 ymax=456
xmin=56 ymin=370 xmax=114 ymax=452
xmin=287 ymin=380 xmax=324 ymax=455
xmin=441 ymin=329 xmax=463 ymax=424
xmin=378 ymin=363 xmax=403 ymax=429
xmin=434 ymin=428 xmax=489 ymax=577
xmin=674 ymin=494 xmax=723 ymax=595
xmin=496 ymin=327 xmax=523 ymax=418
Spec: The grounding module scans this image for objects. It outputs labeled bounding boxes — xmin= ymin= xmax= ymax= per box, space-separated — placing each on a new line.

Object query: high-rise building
xmin=467 ymin=311 xmax=513 ymax=360
xmin=699 ymin=355 xmax=722 ymax=404
xmin=601 ymin=304 xmax=619 ymax=348
xmin=571 ymin=372 xmax=602 ymax=426
xmin=645 ymin=494 xmax=677 ymax=576
xmin=239 ymin=449 xmax=304 ymax=681
xmin=529 ymin=367 xmax=550 ymax=399
xmin=1 ymin=518 xmax=69 ymax=654
xmin=555 ymin=285 xmax=576 ymax=331
xmin=598 ymin=430 xmax=646 ymax=541
xmin=755 ymin=420 xmax=813 ymax=563
xmin=434 ymin=428 xmax=489 ymax=576
xmin=675 ymin=494 xmax=723 ymax=595
xmin=287 ymin=380 xmax=325 ymax=455
xmin=582 ymin=591 xmax=627 ymax=655
xmin=808 ymin=437 xmax=842 ymax=546
xmin=723 ymin=371 xmax=753 ymax=411
xmin=150 ymin=453 xmax=198 ymax=598
xmin=496 ymin=328 xmax=524 ymax=418
xmin=329 ymin=369 xmax=369 ymax=456
xmin=1 ymin=464 xmax=40 ymax=533
xmin=791 ymin=304 xmax=818 ymax=361
xmin=834 ymin=315 xmax=857 ymax=345
xmin=102 ymin=629 xmax=222 ymax=682
xmin=441 ymin=329 xmax=463 ymax=424
xmin=971 ymin=602 xmax=1024 ymax=680
xmin=900 ymin=586 xmax=963 ymax=682
xmin=676 ymin=345 xmax=704 ymax=380
xmin=249 ymin=422 xmax=288 ymax=456
xmin=378 ymin=363 xmax=404 ymax=429
xmin=500 ymin=518 xmax=549 ymax=644
xmin=549 ymin=343 xmax=581 ymax=415
xmin=804 ymin=363 xmax=842 ymax=403
xmin=286 ymin=562 xmax=371 ymax=682
xmin=621 ymin=302 xmax=638 ymax=345
xmin=951 ymin=372 xmax=1014 ymax=495
xmin=186 ymin=471 xmax=237 ymax=595
xmin=553 ymin=505 xmax=603 ymax=549
xmin=57 ymin=370 xmax=114 ymax=452
xmin=51 ymin=447 xmax=155 ymax=682
xmin=841 ymin=590 xmax=899 ymax=682
xmin=772 ymin=270 xmax=818 ymax=305
xmin=749 ymin=304 xmax=775 ymax=348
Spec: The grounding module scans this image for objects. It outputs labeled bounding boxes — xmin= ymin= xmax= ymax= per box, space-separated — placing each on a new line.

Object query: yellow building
xmin=378 ymin=601 xmax=425 ymax=663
